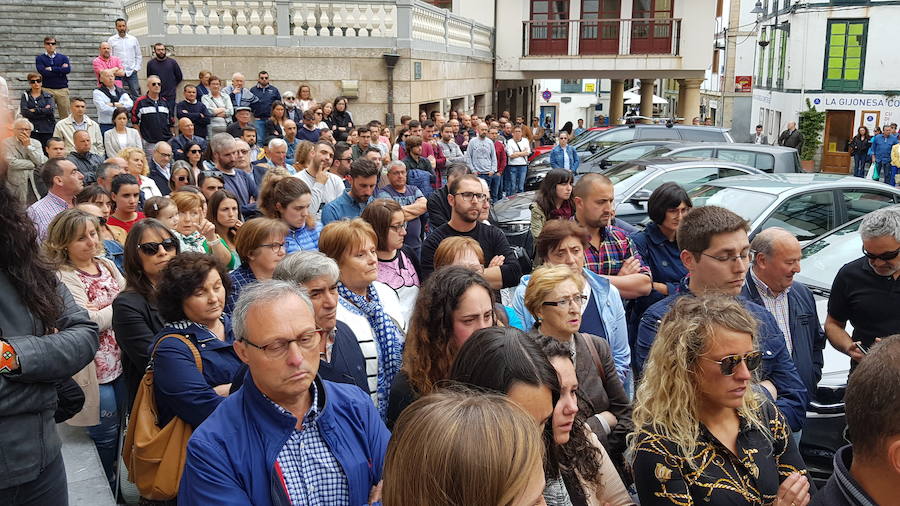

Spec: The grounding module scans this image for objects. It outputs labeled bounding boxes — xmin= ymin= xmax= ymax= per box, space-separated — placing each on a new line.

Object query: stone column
xmin=609 ymin=79 xmax=625 ymax=125
xmin=681 ymin=78 xmax=703 ymax=126
xmin=676 ymin=79 xmax=687 ymax=123
xmin=639 ymin=79 xmax=655 ymax=123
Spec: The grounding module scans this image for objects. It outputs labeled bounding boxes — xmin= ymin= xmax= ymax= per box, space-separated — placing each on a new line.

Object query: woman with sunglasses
xmin=168 ymin=160 xmax=197 ymax=192
xmin=523 ymin=264 xmax=632 ymax=472
xmin=103 ymin=107 xmax=141 ymax=157
xmin=629 ymin=295 xmax=811 ymax=506
xmin=182 ymin=142 xmax=205 ymax=179
xmin=207 ymin=189 xmax=243 ymax=270
xmin=45 ymin=209 xmax=127 ymax=492
xmin=224 ymin=217 xmax=289 ymax=315
xmin=112 ymin=218 xmax=180 ymax=403
xmin=20 ymin=72 xmax=56 ymax=147
xmin=361 ymin=199 xmax=421 ymax=323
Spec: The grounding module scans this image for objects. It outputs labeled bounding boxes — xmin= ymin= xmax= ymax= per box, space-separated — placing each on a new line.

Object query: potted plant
xmin=798 ymin=98 xmax=826 ymax=172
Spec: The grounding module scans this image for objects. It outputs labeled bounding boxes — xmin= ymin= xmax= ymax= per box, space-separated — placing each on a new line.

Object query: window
xmin=757 ymin=27 xmax=767 ymax=83
xmin=823 ymin=19 xmax=867 ymax=92
xmin=608 ymin=144 xmax=661 ymax=163
xmin=776 ymin=30 xmax=788 ymax=88
xmin=842 ymin=190 xmax=895 ymax=221
xmin=647 ymin=167 xmax=720 ymax=193
xmin=719 ymin=167 xmax=754 ymax=178
xmin=598 ymin=128 xmax=638 ymax=144
xmin=561 ymin=79 xmax=583 ymax=93
xmin=680 ymin=129 xmax=727 ymax=142
xmin=762 ymin=191 xmax=835 ymax=242
xmin=717 ymin=150 xmax=756 ymax=167
xmin=637 ymin=127 xmax=680 ymax=140
xmin=670 ymin=148 xmax=714 ymax=158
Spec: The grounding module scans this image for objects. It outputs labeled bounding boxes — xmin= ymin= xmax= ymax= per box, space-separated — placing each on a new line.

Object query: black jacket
xmin=19 ymin=91 xmax=56 ymax=134
xmin=175 ymin=100 xmax=211 ymax=138
xmin=849 ymin=135 xmax=871 ymax=158
xmin=0 ymin=275 xmax=98 ymax=487
xmin=148 ymin=160 xmax=172 ymax=195
xmin=330 ymin=110 xmax=353 ymax=142
xmin=779 ymin=128 xmax=804 ymax=151
xmin=131 ymin=95 xmax=174 ymax=143
xmin=112 ymin=289 xmax=166 ymax=404
xmin=67 ymin=151 xmax=104 ymax=185
xmin=426 ymin=186 xmax=452 ymax=231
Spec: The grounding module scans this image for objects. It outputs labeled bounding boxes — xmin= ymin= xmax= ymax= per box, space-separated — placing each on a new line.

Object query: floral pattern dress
xmin=77 ymin=264 xmax=123 ymax=383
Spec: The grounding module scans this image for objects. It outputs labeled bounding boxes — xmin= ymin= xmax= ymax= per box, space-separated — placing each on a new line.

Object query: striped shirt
xmin=750 ymin=267 xmax=793 ymax=353
xmin=336 ymin=300 xmax=380 ymax=404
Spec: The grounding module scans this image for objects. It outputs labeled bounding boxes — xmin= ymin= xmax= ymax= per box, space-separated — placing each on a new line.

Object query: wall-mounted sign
xmin=414 ymin=61 xmax=422 ymax=80
xmin=735 ymin=76 xmax=753 ymax=93
xmin=584 ymin=82 xmax=596 ymax=93
xmin=561 ymin=97 xmax=572 ymax=103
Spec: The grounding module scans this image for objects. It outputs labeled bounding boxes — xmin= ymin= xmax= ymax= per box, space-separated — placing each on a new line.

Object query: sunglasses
xmin=29 ymin=79 xmax=42 ymax=84
xmin=701 ymin=351 xmax=762 ymax=376
xmin=137 ymin=238 xmax=178 ymax=256
xmin=45 ymin=41 xmax=57 ymax=45
xmin=189 ymin=149 xmax=202 ymax=154
xmin=149 ymin=82 xmax=161 ymax=86
xmin=176 ymin=175 xmax=189 ymax=182
xmin=862 ymin=246 xmax=900 ymax=261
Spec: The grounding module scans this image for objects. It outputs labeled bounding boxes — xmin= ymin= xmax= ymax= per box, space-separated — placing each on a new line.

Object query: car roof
xmin=608 ymin=124 xmax=732 ymax=133
xmin=701 ymin=173 xmax=897 ymax=195
xmin=664 ymin=142 xmax=798 ymax=154
xmin=630 ymin=157 xmax=761 ymax=171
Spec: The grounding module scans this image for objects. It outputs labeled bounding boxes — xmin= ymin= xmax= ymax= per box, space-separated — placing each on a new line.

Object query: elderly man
xmin=92 ymin=41 xmax=124 ymax=87
xmin=827 ymin=206 xmax=900 ymax=368
xmin=176 ymin=84 xmax=210 ymax=138
xmin=253 ymin=138 xmax=289 ymax=185
xmin=96 ymin=158 xmax=127 ymax=193
xmin=147 ymin=141 xmax=174 ymax=195
xmin=92 ymin=69 xmax=132 ymax=133
xmin=742 ymin=227 xmax=825 ymax=405
xmin=67 ymin=130 xmax=104 ymax=184
xmin=376 ymin=161 xmax=427 ymax=253
xmin=5 ymin=118 xmax=47 ymax=204
xmin=226 ymin=106 xmax=254 ymax=138
xmin=53 ymin=96 xmax=103 ymax=155
xmin=223 ymin=72 xmax=259 ymax=111
xmin=179 ymin=280 xmax=388 ymax=504
xmin=169 ymin=117 xmax=207 ymax=161
xmin=27 ymin=158 xmax=84 ymax=240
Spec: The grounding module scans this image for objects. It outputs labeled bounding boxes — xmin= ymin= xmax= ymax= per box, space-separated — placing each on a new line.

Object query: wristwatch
xmin=0 ymin=341 xmax=19 ymax=374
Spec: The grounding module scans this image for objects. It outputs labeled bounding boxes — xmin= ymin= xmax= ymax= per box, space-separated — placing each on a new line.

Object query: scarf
xmin=337 ymin=282 xmax=403 ymax=421
xmin=176 ymin=231 xmax=207 ymax=252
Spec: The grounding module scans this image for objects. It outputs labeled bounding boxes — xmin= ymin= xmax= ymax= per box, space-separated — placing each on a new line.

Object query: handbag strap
xmin=148 ymin=334 xmax=203 ymax=374
xmin=581 ymin=333 xmax=606 ymax=387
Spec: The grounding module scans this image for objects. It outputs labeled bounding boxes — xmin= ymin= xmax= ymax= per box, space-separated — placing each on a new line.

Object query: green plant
xmin=798 ymin=98 xmax=826 ymax=161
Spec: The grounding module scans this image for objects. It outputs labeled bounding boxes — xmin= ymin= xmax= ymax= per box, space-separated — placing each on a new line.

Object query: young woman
xmin=849 ymin=126 xmax=872 ymax=178
xmin=75 ymin=186 xmax=127 ymax=272
xmin=264 ymin=100 xmax=286 ymax=141
xmin=45 ymin=209 xmax=126 ymax=492
xmin=225 ymin=217 xmax=289 ymax=315
xmin=330 ymin=96 xmax=354 ymax=141
xmin=143 ymin=195 xmax=179 ymax=231
xmin=183 ymin=141 xmax=205 ymax=178
xmin=168 ymin=160 xmax=197 ymax=193
xmin=531 ymin=168 xmax=575 ymax=241
xmin=361 ymin=199 xmax=421 ymax=323
xmin=117 ymin=146 xmax=162 ymax=199
xmin=391 ymin=127 xmax=409 ymax=161
xmin=629 ymin=295 xmax=811 ymax=505
xmin=258 ymin=171 xmax=320 ymax=254
xmin=385 ymin=266 xmax=494 ymax=428
xmin=383 ymin=390 xmax=546 ymax=506
xmin=207 ymin=189 xmax=243 ymax=270
xmin=103 ymin=107 xmax=141 ymax=157
xmin=19 ymin=71 xmax=56 ymax=147
xmin=196 ymin=70 xmax=212 ymax=98
xmin=201 ymin=75 xmax=233 ymax=137
xmin=321 ymin=101 xmax=335 ymax=132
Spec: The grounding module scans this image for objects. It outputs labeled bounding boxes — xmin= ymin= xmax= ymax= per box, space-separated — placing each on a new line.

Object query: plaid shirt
xmin=584 ymin=225 xmax=651 ymax=278
xmin=27 ymin=191 xmax=71 ymax=241
xmin=750 ymin=267 xmax=793 ymax=353
xmin=286 ymin=222 xmax=322 ymax=254
xmin=271 ymin=383 xmax=350 ymax=505
xmin=225 ymin=265 xmax=256 ymax=315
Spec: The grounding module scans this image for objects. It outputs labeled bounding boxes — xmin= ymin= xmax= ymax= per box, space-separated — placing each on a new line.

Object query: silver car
xmin=661 ymin=142 xmax=802 ymax=173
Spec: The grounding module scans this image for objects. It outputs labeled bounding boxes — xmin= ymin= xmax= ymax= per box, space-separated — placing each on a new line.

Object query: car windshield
xmin=637 ymin=146 xmax=673 ymax=159
xmin=688 ymin=185 xmax=777 ymax=222
xmin=605 ymin=162 xmax=650 ymax=196
xmin=797 ymin=219 xmax=863 ymax=289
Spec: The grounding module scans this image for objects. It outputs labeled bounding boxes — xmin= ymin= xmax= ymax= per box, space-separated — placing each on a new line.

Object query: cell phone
xmin=854 ymin=341 xmax=870 ymax=356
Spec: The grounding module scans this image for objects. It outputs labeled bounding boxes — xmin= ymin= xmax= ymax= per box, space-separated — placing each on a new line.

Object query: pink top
xmin=76 ymin=261 xmax=123 ymax=383
xmin=92 ymin=55 xmax=124 ymax=87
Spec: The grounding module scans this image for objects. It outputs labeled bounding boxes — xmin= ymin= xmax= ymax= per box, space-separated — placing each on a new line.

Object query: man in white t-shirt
xmin=504 ymin=125 xmax=531 ymax=196
xmin=296 ymin=141 xmax=345 ymax=220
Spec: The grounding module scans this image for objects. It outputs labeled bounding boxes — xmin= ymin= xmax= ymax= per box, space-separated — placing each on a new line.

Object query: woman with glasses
xmin=151 ymin=252 xmax=243 ymax=433
xmin=103 ymin=107 xmax=141 ymax=157
xmin=112 ymin=218 xmax=180 ymax=403
xmin=263 ymin=100 xmax=286 ymax=142
xmin=258 ymin=171 xmax=321 ymax=254
xmin=331 ymin=96 xmax=354 ymax=142
xmin=629 ymin=295 xmax=811 ymax=506
xmin=201 ymin=75 xmax=233 ymax=137
xmin=361 ymin=199 xmax=421 ymax=323
xmin=117 ymin=146 xmax=162 ymax=199
xmin=319 ymin=218 xmax=406 ymax=419
xmin=45 ymin=209 xmax=126 ymax=492
xmin=531 ymin=168 xmax=575 ymax=241
xmin=207 ymin=189 xmax=243 ymax=270
xmin=168 ymin=160 xmax=197 ymax=193
xmin=20 ymin=72 xmax=56 ymax=147
xmin=523 ymin=264 xmax=632 ymax=471
xmin=385 ymin=266 xmax=494 ymax=429
xmin=224 ymin=217 xmax=289 ymax=315
xmin=183 ymin=141 xmax=205 ymax=178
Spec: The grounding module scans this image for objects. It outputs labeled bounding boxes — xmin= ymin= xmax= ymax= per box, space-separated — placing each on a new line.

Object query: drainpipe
xmin=383 ymin=53 xmax=400 ymax=129
xmin=491 ymin=0 xmax=498 ymax=115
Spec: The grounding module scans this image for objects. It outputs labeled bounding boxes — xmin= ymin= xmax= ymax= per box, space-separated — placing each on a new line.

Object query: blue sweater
xmin=179 ymin=374 xmax=389 ymax=505
xmin=35 ymin=53 xmax=71 ymax=89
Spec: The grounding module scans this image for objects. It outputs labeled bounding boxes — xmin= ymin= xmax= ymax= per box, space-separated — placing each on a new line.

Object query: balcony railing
xmin=124 ymin=0 xmax=492 ymax=59
xmin=522 ymin=18 xmax=681 ymax=57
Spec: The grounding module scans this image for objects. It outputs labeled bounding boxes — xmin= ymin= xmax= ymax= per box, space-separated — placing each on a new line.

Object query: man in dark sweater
xmin=146 ymin=43 xmax=182 ymax=104
xmin=176 ymin=84 xmax=210 ymax=138
xmin=420 ymin=174 xmax=521 ymax=289
xmin=131 ymin=75 xmax=174 ymax=155
xmin=427 ymin=161 xmax=469 ymax=231
xmin=35 ymin=36 xmax=71 ymax=119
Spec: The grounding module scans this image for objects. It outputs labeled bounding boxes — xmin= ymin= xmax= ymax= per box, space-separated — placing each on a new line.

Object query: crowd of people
xmin=2 ymin=18 xmax=900 ymax=506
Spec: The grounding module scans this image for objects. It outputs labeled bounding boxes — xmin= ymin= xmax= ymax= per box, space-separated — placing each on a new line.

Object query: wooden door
xmin=530 ymin=0 xmax=570 ymax=55
xmin=821 ymin=110 xmax=854 ymax=174
xmin=630 ymin=0 xmax=673 ymax=54
xmin=580 ymin=0 xmax=621 ymax=55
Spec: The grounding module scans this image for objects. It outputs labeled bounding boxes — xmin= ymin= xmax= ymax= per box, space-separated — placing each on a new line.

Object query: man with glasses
xmin=321 ymin=159 xmax=379 ymax=225
xmin=419 ymin=174 xmax=521 ymax=289
xmin=635 ymin=205 xmax=807 ymax=433
xmin=132 ymin=75 xmax=175 ymax=157
xmin=35 ymin=36 xmax=71 ymax=119
xmin=281 ymin=91 xmax=302 ymax=123
xmin=827 ymin=206 xmax=900 ymax=369
xmin=146 ymin=43 xmax=182 ymax=105
xmin=376 ymin=161 xmax=427 ymax=254
xmin=250 ymin=71 xmax=281 ymax=143
xmin=350 ymin=126 xmax=372 ymax=161
xmin=179 ymin=280 xmax=388 ymax=505
xmin=170 ymin=117 xmax=208 ymax=161
xmin=148 ymin=141 xmax=175 ymax=195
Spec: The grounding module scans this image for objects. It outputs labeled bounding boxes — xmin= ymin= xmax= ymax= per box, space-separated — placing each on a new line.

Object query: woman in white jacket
xmin=103 ymin=108 xmax=141 ymax=158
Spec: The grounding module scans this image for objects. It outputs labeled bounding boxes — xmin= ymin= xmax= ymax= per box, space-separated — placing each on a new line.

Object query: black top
xmin=426 ymin=186 xmax=452 ymax=231
xmin=419 ymin=221 xmax=522 ymax=288
xmin=632 ymin=398 xmax=809 ymax=505
xmin=112 ymin=289 xmax=166 ymax=404
xmin=827 ymin=256 xmax=900 ymax=348
xmin=385 ymin=370 xmax=417 ymax=431
xmin=810 ymin=445 xmax=877 ymax=506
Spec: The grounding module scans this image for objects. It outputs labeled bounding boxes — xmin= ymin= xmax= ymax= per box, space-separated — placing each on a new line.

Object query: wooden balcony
xmin=522 ymin=18 xmax=682 ymax=57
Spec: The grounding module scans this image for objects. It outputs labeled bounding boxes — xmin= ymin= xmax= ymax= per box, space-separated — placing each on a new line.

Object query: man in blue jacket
xmin=742 ymin=227 xmax=825 ymax=405
xmin=550 ymin=131 xmax=580 ymax=173
xmin=250 ymin=71 xmax=281 ymax=143
xmin=871 ymin=125 xmax=898 ymax=186
xmin=635 ymin=206 xmax=808 ymax=432
xmin=35 ymin=36 xmax=71 ymax=119
xmin=180 ymin=280 xmax=388 ymax=505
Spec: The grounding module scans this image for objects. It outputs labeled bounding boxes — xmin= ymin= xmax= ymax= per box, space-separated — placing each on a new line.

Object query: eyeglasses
xmin=240 ymin=328 xmax=324 ymax=360
xmin=701 ymin=351 xmax=762 ymax=376
xmin=389 ymin=222 xmax=407 ymax=232
xmin=189 ymin=149 xmax=202 ymax=154
xmin=158 ymin=152 xmax=172 ymax=158
xmin=454 ymin=191 xmax=488 ymax=202
xmin=862 ymin=246 xmax=900 ymax=261
xmin=176 ymin=175 xmax=189 ymax=182
xmin=258 ymin=242 xmax=286 ymax=252
xmin=29 ymin=79 xmax=42 ymax=84
xmin=137 ymin=238 xmax=178 ymax=256
xmin=542 ymin=294 xmax=588 ymax=309
xmin=701 ymin=252 xmax=750 ymax=263
xmin=338 ymin=157 xmax=352 ymax=162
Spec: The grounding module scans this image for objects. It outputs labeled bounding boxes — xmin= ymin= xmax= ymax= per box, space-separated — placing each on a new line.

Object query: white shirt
xmin=505 ymin=137 xmax=530 ymax=165
xmin=296 ymin=168 xmax=346 ymax=220
xmin=107 ymin=33 xmax=142 ymax=75
xmin=563 ymin=148 xmax=570 ymax=170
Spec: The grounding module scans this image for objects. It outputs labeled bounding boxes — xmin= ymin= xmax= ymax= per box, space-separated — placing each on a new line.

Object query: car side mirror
xmin=629 ymin=189 xmax=652 ymax=204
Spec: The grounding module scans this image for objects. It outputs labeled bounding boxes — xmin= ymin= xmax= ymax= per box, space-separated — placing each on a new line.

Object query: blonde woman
xmin=628 ymin=295 xmax=811 ymax=506
xmin=117 ymin=146 xmax=161 ymax=199
xmin=169 ymin=190 xmax=233 ymax=266
xmin=383 ymin=389 xmax=546 ymax=506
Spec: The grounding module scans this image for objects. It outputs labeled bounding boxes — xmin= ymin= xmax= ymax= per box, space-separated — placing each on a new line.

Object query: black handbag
xmin=54 ymin=377 xmax=86 ymax=423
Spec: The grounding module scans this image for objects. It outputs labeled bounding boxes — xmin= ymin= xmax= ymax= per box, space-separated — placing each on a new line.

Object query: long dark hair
xmin=206 ymin=189 xmax=242 ymax=244
xmin=856 ymin=126 xmax=870 ymax=140
xmin=123 ymin=218 xmax=180 ymax=302
xmin=535 ymin=168 xmax=575 ymax=218
xmin=0 ymin=177 xmax=62 ymax=332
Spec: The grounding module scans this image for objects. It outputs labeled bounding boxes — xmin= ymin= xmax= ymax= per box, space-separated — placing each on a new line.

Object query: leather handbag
xmin=123 ymin=334 xmax=201 ymax=500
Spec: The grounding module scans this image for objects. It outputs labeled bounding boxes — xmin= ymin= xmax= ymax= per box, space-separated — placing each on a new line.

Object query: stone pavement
xmin=58 ymin=423 xmax=117 ymax=505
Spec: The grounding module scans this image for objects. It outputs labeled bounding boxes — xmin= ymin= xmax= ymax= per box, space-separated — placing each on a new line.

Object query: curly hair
xmin=156 ymin=252 xmax=231 ymax=323
xmin=402 ymin=266 xmax=495 ymax=396
xmin=117 ymin=146 xmax=149 ymax=176
xmin=535 ymin=335 xmax=604 ymax=501
xmin=626 ymin=295 xmax=768 ymax=470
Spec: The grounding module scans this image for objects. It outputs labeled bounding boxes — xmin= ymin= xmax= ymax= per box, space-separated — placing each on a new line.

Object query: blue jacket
xmin=741 ymin=275 xmax=825 ymax=404
xmin=550 ymin=144 xmax=580 ymax=173
xmin=636 ymin=283 xmax=808 ymax=431
xmin=871 ymin=134 xmax=898 ymax=163
xmin=179 ymin=374 xmax=389 ymax=506
xmin=35 ymin=53 xmax=71 ymax=89
xmin=512 ymin=267 xmax=630 ymax=384
xmin=249 ymin=84 xmax=281 ymax=119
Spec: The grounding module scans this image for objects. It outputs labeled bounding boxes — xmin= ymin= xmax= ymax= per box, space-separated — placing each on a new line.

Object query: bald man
xmin=170 ymin=116 xmax=208 ymax=161
xmin=92 ymin=41 xmax=124 ymax=87
xmin=742 ymin=227 xmax=825 ymax=405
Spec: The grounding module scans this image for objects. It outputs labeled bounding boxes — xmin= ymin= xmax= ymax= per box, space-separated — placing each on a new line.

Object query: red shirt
xmin=107 ymin=211 xmax=145 ymax=233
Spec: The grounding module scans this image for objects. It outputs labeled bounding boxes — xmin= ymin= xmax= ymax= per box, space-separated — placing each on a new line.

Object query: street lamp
xmin=750 ymin=1 xmax=765 ymax=15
